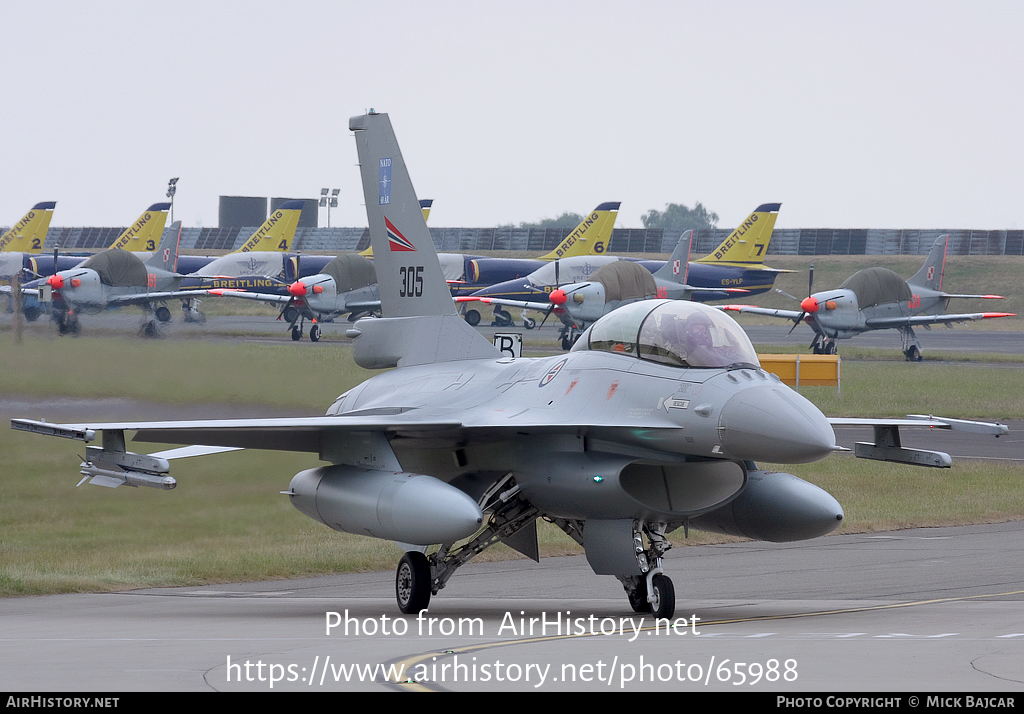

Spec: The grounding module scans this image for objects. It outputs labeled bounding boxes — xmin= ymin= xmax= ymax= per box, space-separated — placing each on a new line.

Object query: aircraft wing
xmin=454 ymin=295 xmax=554 ymax=313
xmin=0 ymin=285 xmax=42 ymax=297
xmin=207 ymin=288 xmax=292 ymax=305
xmin=720 ymin=304 xmax=803 ymax=321
xmin=865 ymin=312 xmax=1015 ymax=329
xmin=11 ymin=416 xmax=464 ymax=452
xmin=827 ymin=415 xmax=1009 ymax=468
xmin=108 ymin=290 xmax=215 ymax=306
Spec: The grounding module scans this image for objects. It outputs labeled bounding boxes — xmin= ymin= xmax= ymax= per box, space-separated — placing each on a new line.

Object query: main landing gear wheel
xmin=291 ymin=325 xmax=302 ymax=341
xmin=649 ymin=573 xmax=675 ymax=619
xmin=396 ymin=551 xmax=432 ymax=614
xmin=464 ymin=309 xmax=481 ymax=326
xmin=905 ymin=345 xmax=922 ymax=362
xmin=627 ymin=579 xmax=650 ymax=613
xmin=155 ymin=306 xmax=172 ymax=323
xmin=309 ymin=324 xmax=321 ymax=342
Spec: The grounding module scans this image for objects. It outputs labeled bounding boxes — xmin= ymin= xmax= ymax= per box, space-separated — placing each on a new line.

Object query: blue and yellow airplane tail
xmin=109 ymin=203 xmax=171 ymax=252
xmin=235 ymin=199 xmax=304 ymax=253
xmin=536 ymin=202 xmax=620 ymax=261
xmin=1 ymin=202 xmax=57 ymax=253
xmin=694 ymin=203 xmax=781 ymax=266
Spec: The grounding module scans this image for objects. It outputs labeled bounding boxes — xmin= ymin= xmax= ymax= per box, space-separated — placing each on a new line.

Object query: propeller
xmin=537 ymin=260 xmax=562 ymax=328
xmin=786 ymin=263 xmax=815 ymax=336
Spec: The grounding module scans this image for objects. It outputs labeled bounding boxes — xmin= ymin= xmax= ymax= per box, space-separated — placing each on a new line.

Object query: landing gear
xmin=899 ymin=326 xmax=923 ymax=362
xmin=155 ymin=305 xmax=172 ymax=323
xmin=648 ymin=573 xmax=675 ymax=619
xmin=56 ymin=311 xmax=80 ymax=336
xmin=181 ymin=299 xmax=206 ymax=324
xmin=291 ymin=325 xmax=302 ymax=341
xmin=309 ymin=323 xmax=321 ymax=342
xmin=396 ymin=551 xmax=432 ymax=614
xmin=558 ymin=325 xmax=582 ymax=351
xmin=618 ymin=522 xmax=675 ymax=618
xmin=523 ymin=316 xmax=536 ymax=330
xmin=464 ymin=309 xmax=481 ymax=326
xmin=491 ymin=307 xmax=513 ymax=327
xmin=811 ymin=335 xmax=837 ymax=355
xmin=388 ymin=474 xmax=540 ymax=614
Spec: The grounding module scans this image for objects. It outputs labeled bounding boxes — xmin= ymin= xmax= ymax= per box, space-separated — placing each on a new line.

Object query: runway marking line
xmin=383 ymin=588 xmax=1024 ymax=691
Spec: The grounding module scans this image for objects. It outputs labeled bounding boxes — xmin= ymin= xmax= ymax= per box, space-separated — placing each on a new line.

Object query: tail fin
xmin=909 ymin=235 xmax=948 ymax=291
xmin=1 ymin=201 xmax=57 ymax=253
xmin=694 ymin=203 xmax=780 ymax=265
xmin=349 ymin=111 xmax=498 ymax=368
xmin=536 ymin=202 xmax=620 ymax=260
xmin=234 ymin=200 xmax=303 ymax=253
xmin=652 ymin=229 xmax=693 ymax=284
xmin=109 ymin=203 xmax=170 ymax=251
xmin=144 ymin=221 xmax=181 ymax=272
xmin=359 ymin=199 xmax=433 ymax=257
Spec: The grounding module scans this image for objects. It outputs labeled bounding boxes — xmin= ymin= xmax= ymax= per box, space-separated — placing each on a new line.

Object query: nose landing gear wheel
xmin=396 ymin=551 xmax=432 ymax=614
xmin=649 ymin=573 xmax=675 ymax=619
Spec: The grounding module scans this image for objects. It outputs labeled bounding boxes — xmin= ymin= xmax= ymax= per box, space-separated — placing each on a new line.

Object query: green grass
xmin=0 ymin=331 xmax=1021 ymax=597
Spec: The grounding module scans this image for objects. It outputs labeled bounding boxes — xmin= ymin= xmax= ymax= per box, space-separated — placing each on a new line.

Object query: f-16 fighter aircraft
xmin=721 ymin=235 xmax=1014 ymax=361
xmin=12 ymin=112 xmax=1008 ymax=618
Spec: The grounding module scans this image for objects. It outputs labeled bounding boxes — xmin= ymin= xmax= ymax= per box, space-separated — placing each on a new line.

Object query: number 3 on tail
xmin=400 ymin=266 xmax=424 ymax=297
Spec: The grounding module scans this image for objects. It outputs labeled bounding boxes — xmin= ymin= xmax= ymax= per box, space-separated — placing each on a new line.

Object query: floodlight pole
xmin=320 ymin=187 xmax=340 ymax=227
xmin=166 ymin=178 xmax=179 ymax=223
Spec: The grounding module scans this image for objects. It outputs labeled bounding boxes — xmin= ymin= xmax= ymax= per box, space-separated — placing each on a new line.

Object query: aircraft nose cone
xmin=550 ymin=288 xmax=567 ymax=305
xmin=800 ymin=296 xmax=819 ymax=313
xmin=718 ymin=385 xmax=836 ymax=463
xmin=288 ymin=281 xmax=307 ymax=297
xmin=47 ymin=274 xmax=64 ymax=290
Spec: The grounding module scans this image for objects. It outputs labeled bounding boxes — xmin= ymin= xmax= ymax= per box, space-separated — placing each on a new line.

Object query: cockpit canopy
xmin=571 ymin=299 xmax=759 ymax=369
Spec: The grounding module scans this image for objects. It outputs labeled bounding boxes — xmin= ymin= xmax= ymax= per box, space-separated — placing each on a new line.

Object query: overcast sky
xmin=3 ymin=0 xmax=1022 ymax=232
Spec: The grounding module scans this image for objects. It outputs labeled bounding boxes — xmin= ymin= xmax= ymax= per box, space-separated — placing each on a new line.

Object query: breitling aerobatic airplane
xmin=12 ymin=112 xmax=1007 ymax=618
xmin=468 ymin=202 xmax=787 ymax=328
xmin=721 ymin=234 xmax=1014 ymax=361
xmin=15 ymin=203 xmax=173 ymax=321
xmin=35 ymin=221 xmax=204 ymax=335
xmin=459 ymin=229 xmax=749 ymax=349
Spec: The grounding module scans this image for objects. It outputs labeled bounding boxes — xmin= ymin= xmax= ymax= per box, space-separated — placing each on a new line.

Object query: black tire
xmin=649 ymin=573 xmax=675 ymax=619
xmin=155 ymin=306 xmax=172 ymax=323
xmin=523 ymin=317 xmax=536 ymax=330
xmin=283 ymin=306 xmax=298 ymax=324
xmin=291 ymin=325 xmax=302 ymax=342
xmin=309 ymin=324 xmax=321 ymax=342
xmin=906 ymin=345 xmax=921 ymax=362
xmin=22 ymin=306 xmax=40 ymax=322
xmin=396 ymin=552 xmax=432 ymax=614
xmin=464 ymin=309 xmax=480 ymax=326
xmin=626 ymin=579 xmax=650 ymax=613
xmin=494 ymin=309 xmax=512 ymax=327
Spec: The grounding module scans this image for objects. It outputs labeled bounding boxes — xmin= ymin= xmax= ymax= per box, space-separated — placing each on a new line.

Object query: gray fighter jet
xmin=721 ymin=236 xmax=1015 ymax=360
xmin=11 ymin=112 xmax=1008 ymax=617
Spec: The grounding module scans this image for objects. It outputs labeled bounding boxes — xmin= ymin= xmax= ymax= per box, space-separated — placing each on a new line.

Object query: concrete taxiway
xmin=2 ymin=522 xmax=1022 ymax=692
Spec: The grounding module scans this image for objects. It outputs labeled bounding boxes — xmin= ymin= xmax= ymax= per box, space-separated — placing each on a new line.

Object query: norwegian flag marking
xmin=385 ymin=217 xmax=416 ymax=252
